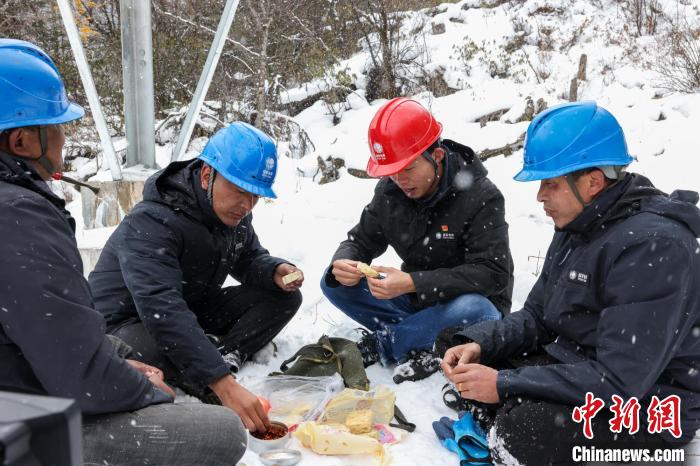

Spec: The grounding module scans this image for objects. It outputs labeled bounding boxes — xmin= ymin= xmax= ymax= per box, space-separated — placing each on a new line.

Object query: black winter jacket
xmin=456 ymin=174 xmax=700 ymax=443
xmin=0 ymin=151 xmax=171 ymax=414
xmin=89 ymin=159 xmax=287 ymax=389
xmin=325 ymin=140 xmax=514 ymax=314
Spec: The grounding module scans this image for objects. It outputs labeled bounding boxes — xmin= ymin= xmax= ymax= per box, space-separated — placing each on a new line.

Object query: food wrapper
xmin=319 ymin=385 xmax=395 ymax=425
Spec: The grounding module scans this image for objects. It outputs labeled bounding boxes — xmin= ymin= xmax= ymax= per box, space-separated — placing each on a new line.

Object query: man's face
xmin=201 ymin=164 xmax=259 ymax=227
xmin=2 ymin=125 xmax=65 ymax=179
xmin=536 ymin=171 xmax=606 ymax=228
xmin=389 ymin=149 xmax=443 ymax=199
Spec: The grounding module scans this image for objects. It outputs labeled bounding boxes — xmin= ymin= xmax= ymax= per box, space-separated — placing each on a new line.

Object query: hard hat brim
xmin=514 ymin=155 xmax=634 ymax=182
xmin=215 ymin=168 xmax=277 ymax=199
xmin=366 ymin=151 xmax=422 ymax=178
xmin=0 ymin=101 xmax=85 ymax=131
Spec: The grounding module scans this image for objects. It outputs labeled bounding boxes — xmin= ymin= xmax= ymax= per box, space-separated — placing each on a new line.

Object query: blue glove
xmin=432 ymin=412 xmax=492 ymax=465
xmin=454 ymin=411 xmax=490 ymax=462
xmin=433 ymin=416 xmax=462 ymax=457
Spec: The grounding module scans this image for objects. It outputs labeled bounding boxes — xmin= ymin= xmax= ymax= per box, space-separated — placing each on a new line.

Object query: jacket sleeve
xmin=0 ymin=197 xmax=172 ymax=414
xmin=410 ymin=189 xmax=512 ymax=307
xmin=325 ymin=184 xmax=389 ymax=286
xmin=229 ymin=215 xmax=287 ymax=290
xmin=114 ymin=209 xmax=231 ymax=389
xmin=496 ymin=239 xmax=692 ymax=406
xmin=455 ymin=255 xmax=557 ymax=363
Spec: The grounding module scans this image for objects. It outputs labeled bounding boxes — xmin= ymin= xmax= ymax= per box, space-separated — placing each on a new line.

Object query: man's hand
xmin=210 ymin=375 xmax=270 ymax=432
xmin=273 ymin=263 xmax=304 ymax=291
xmin=440 ymin=342 xmax=482 ymax=377
xmin=446 ymin=363 xmax=500 ymax=404
xmin=126 ymin=359 xmax=176 ymax=398
xmin=366 ymin=266 xmax=415 ymax=300
xmin=331 ymin=259 xmax=363 ymax=287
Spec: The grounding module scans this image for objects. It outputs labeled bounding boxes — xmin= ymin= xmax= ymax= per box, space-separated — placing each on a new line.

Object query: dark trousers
xmin=435 ymin=333 xmax=676 ymax=465
xmin=113 ymin=284 xmax=301 ymax=392
xmin=83 ymin=403 xmax=247 ymax=466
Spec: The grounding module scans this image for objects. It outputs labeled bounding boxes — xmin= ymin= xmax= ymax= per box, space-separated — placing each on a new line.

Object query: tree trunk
xmin=378 ymin=5 xmax=397 ymax=98
xmin=254 ymin=19 xmax=272 ymax=129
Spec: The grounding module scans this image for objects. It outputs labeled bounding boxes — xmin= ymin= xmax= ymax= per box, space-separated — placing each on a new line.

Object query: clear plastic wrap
xmin=241 ymin=373 xmax=345 ymax=426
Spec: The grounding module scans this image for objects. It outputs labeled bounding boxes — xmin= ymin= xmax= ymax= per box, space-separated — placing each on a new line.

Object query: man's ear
xmin=6 ymin=128 xmax=34 ymax=156
xmin=432 ymin=147 xmax=445 ymax=164
xmin=200 ymin=163 xmax=211 ymax=191
xmin=588 ymin=169 xmax=607 ymax=197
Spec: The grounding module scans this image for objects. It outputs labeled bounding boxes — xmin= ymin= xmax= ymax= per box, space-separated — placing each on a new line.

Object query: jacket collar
xmin=561 ymin=173 xmax=664 ymax=236
xmin=145 ymin=159 xmax=230 ymax=232
xmin=383 ymin=139 xmax=485 ymax=210
xmin=0 ymin=150 xmax=74 ymax=229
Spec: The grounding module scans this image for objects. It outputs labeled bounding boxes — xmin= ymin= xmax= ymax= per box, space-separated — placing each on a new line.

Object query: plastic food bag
xmin=293 ymin=422 xmax=397 ymax=465
xmin=294 ymin=422 xmax=383 ymax=455
xmin=240 ymin=373 xmax=344 ymax=426
xmin=319 ymin=385 xmax=396 ymax=425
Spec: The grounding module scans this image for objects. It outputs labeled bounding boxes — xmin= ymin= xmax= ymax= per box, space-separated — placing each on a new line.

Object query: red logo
xmin=573 ymin=394 xmax=683 ymax=440
xmin=609 ymin=395 xmax=641 ymax=435
xmin=647 ymin=395 xmax=682 ymax=438
xmin=572 ymin=392 xmax=605 ymax=440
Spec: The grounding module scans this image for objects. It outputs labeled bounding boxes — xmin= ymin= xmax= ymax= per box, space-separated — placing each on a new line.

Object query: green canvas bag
xmin=275 ymin=335 xmax=370 ymax=391
xmin=273 ymin=335 xmax=416 ymax=432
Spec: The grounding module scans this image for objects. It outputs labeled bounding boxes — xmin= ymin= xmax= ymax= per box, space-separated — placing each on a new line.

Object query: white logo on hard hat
xmin=262 ymin=157 xmax=275 ymax=181
xmin=372 ymin=142 xmax=386 ymax=161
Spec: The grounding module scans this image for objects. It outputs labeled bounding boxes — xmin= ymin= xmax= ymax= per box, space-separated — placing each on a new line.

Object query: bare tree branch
xmin=152 ymin=3 xmax=261 ymax=58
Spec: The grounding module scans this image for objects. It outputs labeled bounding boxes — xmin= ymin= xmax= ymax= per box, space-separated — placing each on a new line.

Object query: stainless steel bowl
xmin=247 ymin=421 xmax=291 ymax=454
xmin=258 ymin=448 xmax=302 ymax=466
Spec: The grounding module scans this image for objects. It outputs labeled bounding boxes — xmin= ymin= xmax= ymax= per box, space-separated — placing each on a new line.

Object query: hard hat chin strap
xmin=207 ymin=167 xmax=216 ymax=205
xmin=565 ymin=173 xmax=588 ymax=208
xmin=421 ymin=143 xmax=441 ymax=190
xmin=565 ymin=166 xmax=627 ymax=208
xmin=8 ymin=126 xmax=56 ymax=176
xmin=35 ymin=125 xmax=56 ymax=175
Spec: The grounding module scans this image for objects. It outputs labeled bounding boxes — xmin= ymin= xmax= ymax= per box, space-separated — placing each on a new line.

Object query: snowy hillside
xmin=63 ymin=0 xmax=700 ymax=464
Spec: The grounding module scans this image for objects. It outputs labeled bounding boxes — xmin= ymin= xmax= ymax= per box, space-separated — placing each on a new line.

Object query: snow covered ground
xmin=62 ymin=0 xmax=700 ymax=464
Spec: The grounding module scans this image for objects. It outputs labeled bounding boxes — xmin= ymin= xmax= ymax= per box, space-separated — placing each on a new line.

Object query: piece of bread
xmin=282 ymin=270 xmax=303 ymax=285
xmin=345 ymin=409 xmax=374 ymax=434
xmin=356 ymin=262 xmax=380 ymax=278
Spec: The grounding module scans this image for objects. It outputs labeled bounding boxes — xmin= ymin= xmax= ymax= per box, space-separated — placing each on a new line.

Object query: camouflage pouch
xmin=274 ymin=335 xmax=370 ymax=391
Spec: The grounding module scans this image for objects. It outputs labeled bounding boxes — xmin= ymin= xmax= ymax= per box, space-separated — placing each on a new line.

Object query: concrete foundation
xmin=80 ymin=180 xmax=145 ymax=229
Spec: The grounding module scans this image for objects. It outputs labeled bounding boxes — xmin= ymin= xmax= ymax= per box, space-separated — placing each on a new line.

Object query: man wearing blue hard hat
xmin=0 ymin=39 xmax=248 ymax=464
xmin=90 ymin=122 xmax=303 ymax=432
xmin=438 ymin=101 xmax=700 ymax=464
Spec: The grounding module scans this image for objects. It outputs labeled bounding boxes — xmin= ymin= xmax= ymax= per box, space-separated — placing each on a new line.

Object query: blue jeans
xmin=320 ymin=272 xmax=501 ymax=364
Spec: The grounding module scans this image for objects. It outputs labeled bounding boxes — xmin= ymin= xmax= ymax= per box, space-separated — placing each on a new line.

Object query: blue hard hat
xmin=198 ymin=122 xmax=278 ymax=198
xmin=514 ymin=101 xmax=633 ymax=182
xmin=0 ymin=39 xmax=84 ymax=132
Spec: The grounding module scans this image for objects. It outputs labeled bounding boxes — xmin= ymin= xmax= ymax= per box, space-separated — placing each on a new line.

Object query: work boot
xmin=356 ymin=329 xmax=381 ymax=368
xmin=392 ymin=349 xmax=440 ymax=384
xmin=222 ymin=349 xmax=243 ymax=373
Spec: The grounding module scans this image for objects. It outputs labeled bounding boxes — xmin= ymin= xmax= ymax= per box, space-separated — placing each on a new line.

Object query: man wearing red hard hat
xmin=321 ymin=97 xmax=514 ymax=383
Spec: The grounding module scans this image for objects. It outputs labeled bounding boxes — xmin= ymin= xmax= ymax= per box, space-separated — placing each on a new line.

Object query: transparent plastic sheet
xmin=240 ymin=373 xmax=345 ymax=427
xmin=319 ymin=385 xmax=396 ymax=425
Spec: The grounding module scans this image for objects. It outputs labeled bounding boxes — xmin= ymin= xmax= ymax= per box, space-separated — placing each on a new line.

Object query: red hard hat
xmin=366 ymin=97 xmax=443 ymax=177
